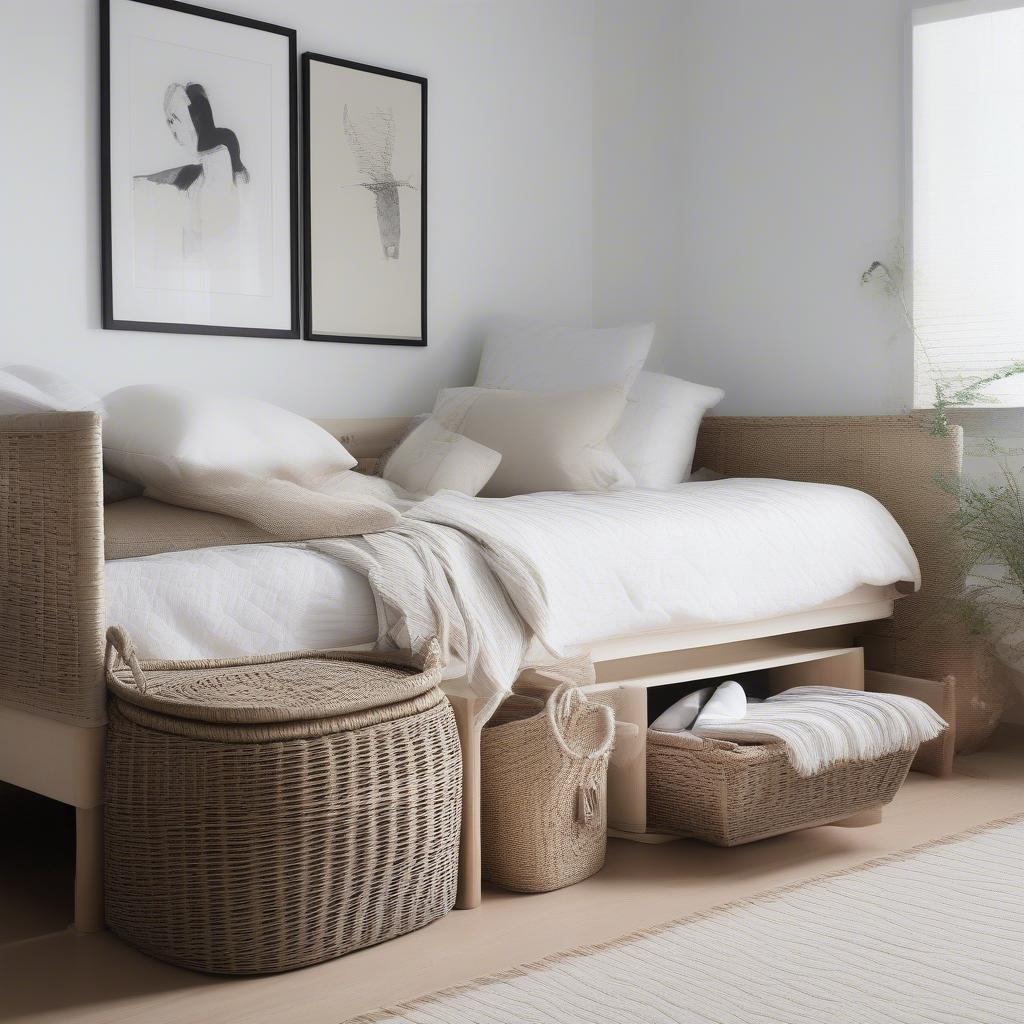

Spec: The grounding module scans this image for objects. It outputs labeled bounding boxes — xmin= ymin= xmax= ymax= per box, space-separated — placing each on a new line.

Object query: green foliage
xmin=862 ymin=256 xmax=1024 ymax=648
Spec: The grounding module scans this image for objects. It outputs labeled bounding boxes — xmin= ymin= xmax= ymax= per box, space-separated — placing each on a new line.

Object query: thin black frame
xmin=100 ymin=0 xmax=299 ymax=338
xmin=302 ymin=52 xmax=428 ymax=347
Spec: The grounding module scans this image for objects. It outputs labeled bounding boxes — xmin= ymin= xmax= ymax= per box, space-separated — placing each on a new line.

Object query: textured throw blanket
xmin=311 ymin=517 xmax=543 ymax=705
xmin=694 ymin=686 xmax=948 ymax=776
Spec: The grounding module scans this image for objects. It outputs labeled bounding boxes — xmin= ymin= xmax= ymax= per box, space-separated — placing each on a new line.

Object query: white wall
xmin=0 ymin=0 xmax=594 ymax=417
xmin=594 ymin=0 xmax=913 ymax=415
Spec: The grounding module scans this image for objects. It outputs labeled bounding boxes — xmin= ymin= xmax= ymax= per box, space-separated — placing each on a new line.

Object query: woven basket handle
xmin=546 ymin=681 xmax=615 ymax=761
xmin=104 ymin=625 xmax=148 ymax=693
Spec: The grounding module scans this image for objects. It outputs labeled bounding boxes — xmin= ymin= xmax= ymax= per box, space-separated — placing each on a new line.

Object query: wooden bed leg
xmin=831 ymin=806 xmax=883 ymax=828
xmin=74 ymin=805 xmax=104 ymax=933
xmin=447 ymin=691 xmax=489 ymax=910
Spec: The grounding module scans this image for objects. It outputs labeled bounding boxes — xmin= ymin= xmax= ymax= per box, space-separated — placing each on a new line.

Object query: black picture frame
xmin=302 ymin=53 xmax=428 ymax=346
xmin=100 ymin=0 xmax=299 ymax=338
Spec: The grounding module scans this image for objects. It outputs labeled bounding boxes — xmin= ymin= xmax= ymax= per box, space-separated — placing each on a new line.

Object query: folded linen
xmin=692 ymin=686 xmax=947 ymax=777
xmin=649 ymin=686 xmax=714 ymax=733
xmin=691 ymin=680 xmax=747 ymax=729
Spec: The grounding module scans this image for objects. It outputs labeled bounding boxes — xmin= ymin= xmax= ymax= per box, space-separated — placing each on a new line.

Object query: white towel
xmin=691 ymin=680 xmax=747 ymax=729
xmin=693 ymin=686 xmax=947 ymax=777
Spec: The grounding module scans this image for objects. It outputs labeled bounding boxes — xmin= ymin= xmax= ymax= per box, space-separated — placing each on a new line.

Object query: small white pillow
xmin=609 ymin=372 xmax=724 ymax=488
xmin=102 ymin=386 xmax=397 ymax=539
xmin=693 ymin=680 xmax=748 ymax=730
xmin=0 ymin=367 xmax=105 ymax=415
xmin=4 ymin=365 xmax=105 ymax=414
xmin=432 ymin=385 xmax=633 ymax=497
xmin=475 ymin=323 xmax=655 ymax=393
xmin=650 ymin=686 xmax=714 ymax=733
xmin=383 ymin=416 xmax=501 ymax=496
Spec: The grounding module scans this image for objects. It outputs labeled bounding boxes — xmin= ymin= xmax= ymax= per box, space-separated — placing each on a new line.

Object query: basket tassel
xmin=576 ymin=784 xmax=599 ymax=826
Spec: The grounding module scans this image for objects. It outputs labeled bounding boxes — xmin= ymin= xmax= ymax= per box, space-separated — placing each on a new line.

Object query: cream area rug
xmin=348 ymin=816 xmax=1024 ymax=1023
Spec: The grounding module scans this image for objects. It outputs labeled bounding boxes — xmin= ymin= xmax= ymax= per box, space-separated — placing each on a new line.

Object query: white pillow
xmin=432 ymin=386 xmax=634 ymax=497
xmin=475 ymin=323 xmax=654 ymax=393
xmin=102 ymin=386 xmax=397 ymax=539
xmin=382 ymin=416 xmax=501 ymax=496
xmin=693 ymin=680 xmax=748 ymax=730
xmin=0 ymin=366 xmax=105 ymax=415
xmin=650 ymin=686 xmax=714 ymax=733
xmin=4 ymin=365 xmax=105 ymax=414
xmin=609 ymin=372 xmax=724 ymax=488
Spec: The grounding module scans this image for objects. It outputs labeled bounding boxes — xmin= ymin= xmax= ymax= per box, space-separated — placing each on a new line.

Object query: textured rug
xmin=347 ymin=815 xmax=1024 ymax=1023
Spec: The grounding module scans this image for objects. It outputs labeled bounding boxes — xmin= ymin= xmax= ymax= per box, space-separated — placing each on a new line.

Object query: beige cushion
xmin=382 ymin=417 xmax=501 ymax=496
xmin=144 ymin=466 xmax=400 ymax=541
xmin=105 ymin=498 xmax=275 ymax=560
xmin=432 ymin=386 xmax=633 ymax=497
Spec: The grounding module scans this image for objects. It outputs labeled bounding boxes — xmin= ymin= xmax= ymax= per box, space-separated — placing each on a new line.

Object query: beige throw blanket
xmin=693 ymin=686 xmax=948 ymax=776
xmin=312 ymin=518 xmax=545 ymax=705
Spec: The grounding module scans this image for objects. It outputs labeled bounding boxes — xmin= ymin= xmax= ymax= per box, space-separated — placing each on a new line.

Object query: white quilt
xmin=405 ymin=479 xmax=920 ymax=649
xmin=106 ymin=479 xmax=919 ymax=701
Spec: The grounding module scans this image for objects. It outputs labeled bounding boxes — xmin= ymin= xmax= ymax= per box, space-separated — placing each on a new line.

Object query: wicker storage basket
xmin=481 ymin=681 xmax=615 ymax=893
xmin=647 ymin=730 xmax=915 ymax=847
xmin=103 ymin=627 xmax=461 ymax=975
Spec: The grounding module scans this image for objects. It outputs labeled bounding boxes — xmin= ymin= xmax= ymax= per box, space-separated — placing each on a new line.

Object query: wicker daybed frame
xmin=0 ymin=411 xmax=984 ymax=928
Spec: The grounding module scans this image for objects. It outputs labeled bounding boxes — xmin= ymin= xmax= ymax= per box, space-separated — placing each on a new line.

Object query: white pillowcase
xmin=692 ymin=680 xmax=748 ymax=730
xmin=4 ymin=365 xmax=105 ymax=414
xmin=432 ymin=385 xmax=634 ymax=497
xmin=650 ymin=686 xmax=714 ymax=733
xmin=102 ymin=385 xmax=398 ymax=539
xmin=609 ymin=372 xmax=724 ymax=488
xmin=382 ymin=416 xmax=501 ymax=496
xmin=103 ymin=385 xmax=357 ymax=486
xmin=475 ymin=323 xmax=655 ymax=393
xmin=0 ymin=366 xmax=104 ymax=415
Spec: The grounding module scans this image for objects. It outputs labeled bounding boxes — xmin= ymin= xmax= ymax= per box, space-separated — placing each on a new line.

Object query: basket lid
xmin=104 ymin=627 xmax=444 ymax=727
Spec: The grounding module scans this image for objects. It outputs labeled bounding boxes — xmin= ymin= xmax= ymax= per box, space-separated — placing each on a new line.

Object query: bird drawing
xmin=342 ymin=105 xmax=412 ymax=260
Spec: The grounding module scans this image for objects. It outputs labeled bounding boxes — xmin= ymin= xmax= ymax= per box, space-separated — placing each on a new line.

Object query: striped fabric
xmin=693 ymin=686 xmax=949 ymax=776
xmin=348 ymin=816 xmax=1024 ymax=1024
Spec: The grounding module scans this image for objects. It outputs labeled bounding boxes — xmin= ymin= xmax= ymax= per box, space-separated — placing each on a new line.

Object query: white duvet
xmin=106 ymin=480 xmax=919 ymax=683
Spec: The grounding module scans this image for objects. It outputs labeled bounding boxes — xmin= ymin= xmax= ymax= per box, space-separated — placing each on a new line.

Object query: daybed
xmin=0 ymin=410 xmax=986 ymax=928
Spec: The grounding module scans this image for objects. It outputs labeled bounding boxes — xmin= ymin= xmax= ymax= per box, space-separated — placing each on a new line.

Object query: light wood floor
xmin=3 ymin=725 xmax=1024 ymax=1024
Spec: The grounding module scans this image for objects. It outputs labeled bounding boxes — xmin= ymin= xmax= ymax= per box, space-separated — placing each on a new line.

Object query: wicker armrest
xmin=0 ymin=412 xmax=106 ymax=725
xmin=694 ymin=414 xmax=993 ymax=753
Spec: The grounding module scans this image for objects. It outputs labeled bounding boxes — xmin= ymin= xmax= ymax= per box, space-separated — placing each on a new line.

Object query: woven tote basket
xmin=481 ymin=681 xmax=615 ymax=893
xmin=647 ymin=730 xmax=915 ymax=847
xmin=103 ymin=627 xmax=461 ymax=975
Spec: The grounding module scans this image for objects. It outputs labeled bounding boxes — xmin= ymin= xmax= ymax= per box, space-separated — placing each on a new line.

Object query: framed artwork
xmin=303 ymin=53 xmax=427 ymax=346
xmin=100 ymin=0 xmax=299 ymax=337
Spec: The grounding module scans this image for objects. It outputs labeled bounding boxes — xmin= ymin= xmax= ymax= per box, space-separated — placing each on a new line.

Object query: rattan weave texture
xmin=0 ymin=412 xmax=105 ymax=725
xmin=646 ymin=730 xmax=915 ymax=846
xmin=104 ymin=633 xmax=461 ymax=974
xmin=481 ymin=682 xmax=614 ymax=893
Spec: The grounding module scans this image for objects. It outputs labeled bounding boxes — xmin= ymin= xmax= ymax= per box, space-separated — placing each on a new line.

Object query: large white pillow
xmin=382 ymin=416 xmax=501 ymax=496
xmin=609 ymin=372 xmax=724 ymax=487
xmin=102 ymin=386 xmax=398 ymax=539
xmin=432 ymin=386 xmax=633 ymax=497
xmin=475 ymin=323 xmax=654 ymax=393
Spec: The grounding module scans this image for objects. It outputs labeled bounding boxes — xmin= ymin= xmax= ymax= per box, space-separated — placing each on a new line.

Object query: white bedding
xmin=105 ymin=544 xmax=378 ymax=659
xmin=106 ymin=479 xmax=919 ymax=664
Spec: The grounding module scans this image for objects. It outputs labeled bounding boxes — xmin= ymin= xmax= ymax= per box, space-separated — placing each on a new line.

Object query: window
xmin=913 ymin=1 xmax=1024 ymax=407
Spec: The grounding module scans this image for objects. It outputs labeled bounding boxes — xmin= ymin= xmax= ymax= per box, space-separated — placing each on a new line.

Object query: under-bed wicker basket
xmin=646 ymin=730 xmax=915 ymax=846
xmin=103 ymin=627 xmax=461 ymax=975
xmin=481 ymin=682 xmax=615 ymax=893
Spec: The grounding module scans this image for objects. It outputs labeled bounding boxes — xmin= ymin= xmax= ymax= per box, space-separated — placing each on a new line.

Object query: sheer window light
xmin=913 ymin=0 xmax=1024 ymax=407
